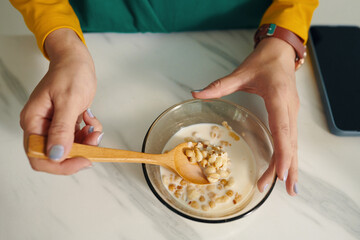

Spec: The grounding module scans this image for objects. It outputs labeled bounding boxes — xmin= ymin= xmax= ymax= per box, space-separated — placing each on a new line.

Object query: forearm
xmin=9 ymin=0 xmax=85 ymax=58
xmin=45 ymin=28 xmax=94 ymax=71
xmin=260 ymin=0 xmax=319 ymax=43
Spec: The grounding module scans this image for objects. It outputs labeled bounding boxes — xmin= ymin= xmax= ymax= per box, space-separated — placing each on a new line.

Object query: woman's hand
xmin=20 ymin=28 xmax=103 ymax=175
xmin=192 ymin=37 xmax=299 ymax=196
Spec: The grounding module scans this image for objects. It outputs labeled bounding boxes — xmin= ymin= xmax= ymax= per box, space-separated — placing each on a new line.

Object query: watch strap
xmin=254 ymin=24 xmax=307 ymax=69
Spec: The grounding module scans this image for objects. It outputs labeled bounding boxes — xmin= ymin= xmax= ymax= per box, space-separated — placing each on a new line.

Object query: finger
xmin=286 ymin=152 xmax=299 ymax=196
xmin=257 ymin=155 xmax=276 ymax=193
xmin=264 ymin=93 xmax=292 ymax=181
xmin=46 ymin=98 xmax=81 ymax=162
xmin=75 ymin=125 xmax=95 ymax=143
xmin=286 ymin=94 xmax=300 ymax=196
xmin=191 ymin=75 xmax=245 ymax=99
xmin=20 ymin=94 xmax=53 ymax=151
xmin=83 ymin=108 xmax=103 ymax=132
xmin=83 ymin=131 xmax=104 ymax=146
xmin=75 ymin=114 xmax=83 ymax=133
xmin=29 ymin=157 xmax=92 ymax=175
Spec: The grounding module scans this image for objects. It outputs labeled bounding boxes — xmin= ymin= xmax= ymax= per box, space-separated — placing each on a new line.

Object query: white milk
xmin=160 ymin=123 xmax=256 ymax=213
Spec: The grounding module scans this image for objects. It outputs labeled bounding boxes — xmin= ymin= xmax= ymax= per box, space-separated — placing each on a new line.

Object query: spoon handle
xmin=27 ymin=135 xmax=170 ymax=166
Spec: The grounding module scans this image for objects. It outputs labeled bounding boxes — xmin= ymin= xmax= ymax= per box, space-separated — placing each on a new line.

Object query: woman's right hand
xmin=20 ymin=28 xmax=103 ymax=175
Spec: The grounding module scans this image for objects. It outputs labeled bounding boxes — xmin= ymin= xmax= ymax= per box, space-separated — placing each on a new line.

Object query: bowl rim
xmin=141 ymin=98 xmax=277 ymax=223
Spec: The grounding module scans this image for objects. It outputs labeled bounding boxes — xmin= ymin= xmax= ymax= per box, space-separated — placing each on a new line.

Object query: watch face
xmin=266 ymin=23 xmax=277 ymax=36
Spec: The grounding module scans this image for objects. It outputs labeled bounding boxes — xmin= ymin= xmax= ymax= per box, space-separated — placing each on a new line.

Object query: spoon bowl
xmin=27 ymin=135 xmax=208 ymax=184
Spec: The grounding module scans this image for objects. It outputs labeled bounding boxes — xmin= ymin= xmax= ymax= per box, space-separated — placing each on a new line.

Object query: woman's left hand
xmin=192 ymin=37 xmax=300 ymax=196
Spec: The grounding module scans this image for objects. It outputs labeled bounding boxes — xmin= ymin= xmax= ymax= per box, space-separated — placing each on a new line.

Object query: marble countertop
xmin=0 ymin=30 xmax=359 ymax=240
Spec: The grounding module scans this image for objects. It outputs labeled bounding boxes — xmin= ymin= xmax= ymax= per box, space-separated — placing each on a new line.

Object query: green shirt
xmin=69 ymin=0 xmax=271 ymax=33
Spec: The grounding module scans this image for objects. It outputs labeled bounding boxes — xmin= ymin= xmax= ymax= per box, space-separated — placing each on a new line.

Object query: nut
xmin=168 ymin=184 xmax=176 ymax=192
xmin=226 ymin=190 xmax=234 ymax=197
xmin=207 ymin=173 xmax=220 ymax=183
xmin=187 ymin=187 xmax=201 ymax=201
xmin=190 ymin=201 xmax=200 ymax=209
xmin=202 ymin=205 xmax=210 ymax=211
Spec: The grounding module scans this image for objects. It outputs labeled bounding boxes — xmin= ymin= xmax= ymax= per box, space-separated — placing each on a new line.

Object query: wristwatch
xmin=254 ymin=24 xmax=307 ymax=70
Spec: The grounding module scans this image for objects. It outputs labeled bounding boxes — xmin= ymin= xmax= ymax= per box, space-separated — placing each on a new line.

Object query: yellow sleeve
xmin=9 ymin=0 xmax=85 ymax=59
xmin=260 ymin=0 xmax=319 ymax=43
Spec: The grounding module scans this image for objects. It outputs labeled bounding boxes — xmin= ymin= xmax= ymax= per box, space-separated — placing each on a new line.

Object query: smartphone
xmin=308 ymin=26 xmax=360 ymax=136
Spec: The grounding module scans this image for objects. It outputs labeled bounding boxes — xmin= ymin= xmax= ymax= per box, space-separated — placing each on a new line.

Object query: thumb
xmin=191 ymin=75 xmax=244 ymax=99
xmin=47 ymin=101 xmax=80 ymax=162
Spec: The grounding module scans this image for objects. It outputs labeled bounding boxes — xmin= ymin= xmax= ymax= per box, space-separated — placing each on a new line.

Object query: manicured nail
xmin=263 ymin=183 xmax=269 ymax=192
xmin=88 ymin=126 xmax=94 ymax=133
xmin=191 ymin=89 xmax=204 ymax=93
xmin=78 ymin=164 xmax=93 ymax=172
xmin=87 ymin=108 xmax=95 ymax=118
xmin=293 ymin=182 xmax=299 ymax=194
xmin=283 ymin=170 xmax=288 ymax=182
xmin=49 ymin=145 xmax=64 ymax=161
xmin=97 ymin=132 xmax=104 ymax=145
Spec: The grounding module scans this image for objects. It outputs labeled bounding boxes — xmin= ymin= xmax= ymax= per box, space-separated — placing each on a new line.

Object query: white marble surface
xmin=0 ymin=29 xmax=360 ymax=240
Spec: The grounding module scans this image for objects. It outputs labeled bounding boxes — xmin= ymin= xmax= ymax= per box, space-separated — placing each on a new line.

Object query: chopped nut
xmin=209 ymin=200 xmax=216 ymax=208
xmin=214 ymin=157 xmax=224 ymax=169
xmin=199 ymin=195 xmax=205 ymax=202
xmin=185 ymin=149 xmax=195 ymax=158
xmin=168 ymin=184 xmax=176 ymax=192
xmin=217 ymin=184 xmax=223 ymax=190
xmin=200 ymin=159 xmax=208 ymax=168
xmin=215 ymin=195 xmax=230 ymax=204
xmin=208 ymin=154 xmax=217 ymax=164
xmin=194 ymin=148 xmax=203 ymax=162
xmin=201 ymin=150 xmax=208 ymax=158
xmin=180 ymin=179 xmax=188 ymax=186
xmin=207 ymin=192 xmax=217 ymax=200
xmin=220 ymin=179 xmax=228 ymax=186
xmin=226 ymin=190 xmax=234 ymax=197
xmin=174 ymin=190 xmax=183 ymax=198
xmin=187 ymin=187 xmax=201 ymax=201
xmin=202 ymin=205 xmax=210 ymax=211
xmin=162 ymin=175 xmax=169 ymax=186
xmin=225 ymin=177 xmax=235 ymax=188
xmin=233 ymin=192 xmax=242 ymax=204
xmin=218 ymin=170 xmax=230 ymax=178
xmin=190 ymin=201 xmax=200 ymax=209
xmin=229 ymin=131 xmax=240 ymax=141
xmin=207 ymin=173 xmax=220 ymax=183
xmin=204 ymin=166 xmax=216 ymax=175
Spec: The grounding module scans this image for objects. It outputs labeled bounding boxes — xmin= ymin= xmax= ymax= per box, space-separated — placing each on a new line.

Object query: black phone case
xmin=308 ymin=26 xmax=360 ymax=136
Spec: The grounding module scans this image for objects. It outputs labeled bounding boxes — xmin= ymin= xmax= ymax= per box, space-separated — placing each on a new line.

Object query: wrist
xmin=255 ymin=37 xmax=296 ymax=69
xmin=254 ymin=24 xmax=306 ymax=69
xmin=45 ymin=28 xmax=94 ymax=69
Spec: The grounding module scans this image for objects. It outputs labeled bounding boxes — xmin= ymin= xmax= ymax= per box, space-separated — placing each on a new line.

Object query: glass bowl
xmin=142 ymin=99 xmax=276 ymax=223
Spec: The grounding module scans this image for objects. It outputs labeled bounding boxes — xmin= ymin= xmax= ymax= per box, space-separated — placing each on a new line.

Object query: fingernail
xmin=87 ymin=108 xmax=95 ymax=118
xmin=263 ymin=183 xmax=269 ymax=192
xmin=49 ymin=145 xmax=64 ymax=161
xmin=97 ymin=132 xmax=104 ymax=145
xmin=293 ymin=182 xmax=299 ymax=194
xmin=88 ymin=126 xmax=94 ymax=133
xmin=283 ymin=170 xmax=288 ymax=182
xmin=78 ymin=164 xmax=93 ymax=172
xmin=191 ymin=89 xmax=204 ymax=93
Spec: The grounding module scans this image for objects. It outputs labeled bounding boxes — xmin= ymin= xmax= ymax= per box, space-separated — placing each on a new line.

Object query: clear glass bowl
xmin=142 ymin=99 xmax=276 ymax=223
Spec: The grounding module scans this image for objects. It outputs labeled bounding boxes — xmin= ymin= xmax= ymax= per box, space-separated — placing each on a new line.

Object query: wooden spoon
xmin=27 ymin=135 xmax=209 ymax=184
